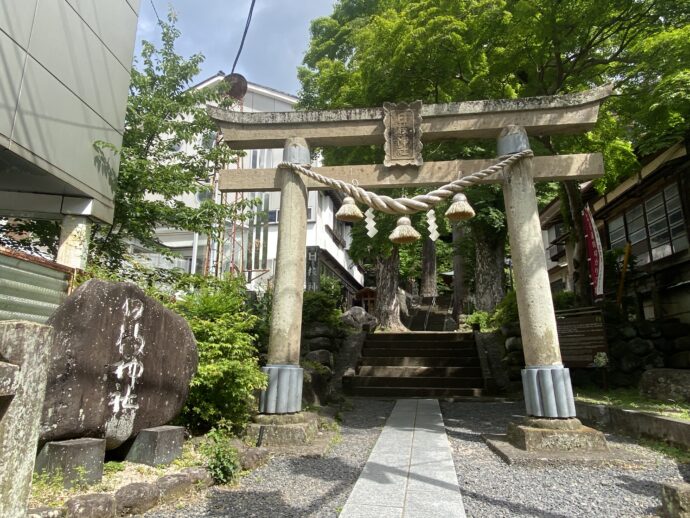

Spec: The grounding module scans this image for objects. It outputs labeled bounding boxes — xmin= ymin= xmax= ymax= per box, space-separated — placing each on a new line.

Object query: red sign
xmin=582 ymin=205 xmax=604 ymax=298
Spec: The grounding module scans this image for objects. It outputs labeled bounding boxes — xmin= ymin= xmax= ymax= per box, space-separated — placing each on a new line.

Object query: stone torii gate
xmin=210 ymin=85 xmax=611 ymax=426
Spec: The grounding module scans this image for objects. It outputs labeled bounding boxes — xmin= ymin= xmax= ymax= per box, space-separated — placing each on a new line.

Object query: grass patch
xmin=639 ymin=438 xmax=690 ymax=464
xmin=575 ymin=387 xmax=690 ymax=422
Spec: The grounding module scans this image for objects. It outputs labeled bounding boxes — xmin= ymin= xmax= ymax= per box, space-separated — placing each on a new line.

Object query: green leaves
xmin=92 ymin=10 xmax=244 ymax=264
xmin=174 ymin=275 xmax=267 ymax=433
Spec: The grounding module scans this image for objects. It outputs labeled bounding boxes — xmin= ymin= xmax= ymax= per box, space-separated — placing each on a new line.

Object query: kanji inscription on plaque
xmin=383 ymin=101 xmax=423 ymax=167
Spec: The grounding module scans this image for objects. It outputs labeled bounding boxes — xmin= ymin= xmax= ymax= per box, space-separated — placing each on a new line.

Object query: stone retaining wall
xmin=576 ymin=402 xmax=690 ymax=450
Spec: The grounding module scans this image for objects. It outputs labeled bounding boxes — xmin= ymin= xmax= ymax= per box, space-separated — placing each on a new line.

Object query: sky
xmin=135 ymin=0 xmax=335 ymax=96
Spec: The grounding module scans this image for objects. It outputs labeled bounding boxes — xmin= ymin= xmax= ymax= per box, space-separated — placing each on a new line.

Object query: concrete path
xmin=340 ymin=399 xmax=466 ymax=518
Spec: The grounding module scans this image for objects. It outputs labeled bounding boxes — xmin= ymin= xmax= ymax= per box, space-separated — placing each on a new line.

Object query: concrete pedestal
xmin=56 ymin=215 xmax=91 ymax=270
xmin=35 ymin=438 xmax=106 ymax=488
xmin=124 ymin=426 xmax=185 ymax=466
xmin=507 ymin=418 xmax=608 ymax=452
xmin=245 ymin=412 xmax=318 ymax=447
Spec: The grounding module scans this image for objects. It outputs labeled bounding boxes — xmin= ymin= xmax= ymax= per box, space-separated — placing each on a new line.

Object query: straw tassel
xmin=335 ymin=196 xmax=364 ymax=222
xmin=445 ymin=193 xmax=475 ymax=221
xmin=389 ymin=216 xmax=421 ymax=244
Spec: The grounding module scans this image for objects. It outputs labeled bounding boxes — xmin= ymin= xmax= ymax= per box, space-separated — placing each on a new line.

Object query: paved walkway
xmin=340 ymin=399 xmax=466 ymax=518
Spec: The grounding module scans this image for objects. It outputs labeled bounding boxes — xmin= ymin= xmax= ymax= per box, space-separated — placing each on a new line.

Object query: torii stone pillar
xmin=499 ymin=126 xmax=575 ymax=418
xmin=258 ymin=138 xmax=310 ymax=414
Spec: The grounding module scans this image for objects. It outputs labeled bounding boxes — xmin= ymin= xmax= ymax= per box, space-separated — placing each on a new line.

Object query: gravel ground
xmin=144 ymin=398 xmax=395 ymax=518
xmin=442 ymin=400 xmax=688 ymax=518
xmin=145 ymin=398 xmax=687 ymax=518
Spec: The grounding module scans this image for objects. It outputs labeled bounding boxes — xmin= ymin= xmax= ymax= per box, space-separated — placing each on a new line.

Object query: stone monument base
xmin=482 ymin=417 xmax=641 ymax=467
xmin=507 ymin=417 xmax=608 ymax=452
xmin=124 ymin=426 xmax=185 ymax=466
xmin=35 ymin=438 xmax=105 ymax=488
xmin=245 ymin=412 xmax=319 ymax=447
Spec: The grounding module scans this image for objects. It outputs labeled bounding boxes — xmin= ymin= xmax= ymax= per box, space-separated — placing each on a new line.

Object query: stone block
xmin=662 ymin=482 xmax=690 ymax=518
xmin=124 ymin=425 xmax=184 ymax=466
xmin=114 ymin=482 xmax=160 ymax=516
xmin=155 ymin=474 xmax=193 ymax=503
xmin=0 ymin=322 xmax=53 ymax=518
xmin=35 ymin=438 xmax=106 ymax=488
xmin=506 ymin=420 xmax=608 ymax=452
xmin=64 ymin=493 xmax=116 ymax=518
xmin=239 ymin=447 xmax=270 ymax=470
xmin=246 ymin=412 xmax=319 ymax=446
xmin=180 ymin=467 xmax=214 ymax=488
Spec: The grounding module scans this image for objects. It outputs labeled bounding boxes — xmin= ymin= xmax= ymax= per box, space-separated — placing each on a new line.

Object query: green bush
xmin=175 ymin=275 xmax=267 ymax=433
xmin=491 ymin=290 xmax=519 ymax=328
xmin=553 ymin=290 xmax=578 ymax=310
xmin=200 ymin=427 xmax=240 ymax=484
xmin=302 ymin=275 xmax=344 ymax=329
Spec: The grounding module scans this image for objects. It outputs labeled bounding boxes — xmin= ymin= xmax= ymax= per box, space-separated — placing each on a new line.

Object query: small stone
xmin=340 ymin=307 xmax=378 ymax=331
xmin=115 ymin=482 xmax=160 ymax=516
xmin=180 ymin=467 xmax=214 ymax=488
xmin=155 ymin=474 xmax=193 ymax=503
xmin=662 ymin=482 xmax=690 ymax=517
xmin=505 ymin=336 xmax=523 ymax=352
xmin=239 ymin=447 xmax=270 ymax=470
xmin=620 ymin=353 xmax=643 ymax=373
xmin=64 ymin=493 xmax=116 ymax=518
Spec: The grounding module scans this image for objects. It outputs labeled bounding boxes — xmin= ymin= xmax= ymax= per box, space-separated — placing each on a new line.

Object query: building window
xmin=607 ymin=182 xmax=688 ymax=265
xmin=307 ymin=207 xmax=314 ymax=221
xmin=268 ymin=209 xmax=279 ymax=223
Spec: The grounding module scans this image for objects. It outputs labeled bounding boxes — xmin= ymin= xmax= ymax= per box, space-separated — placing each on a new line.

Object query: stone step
xmin=345 ymin=386 xmax=484 ymax=398
xmin=347 ymin=376 xmax=484 ymax=388
xmin=365 ymin=332 xmax=471 ymax=342
xmin=361 ymin=347 xmax=478 ymax=358
xmin=357 ymin=365 xmax=483 ymax=377
xmin=359 ymin=356 xmax=481 ymax=367
xmin=363 ymin=339 xmax=475 ymax=348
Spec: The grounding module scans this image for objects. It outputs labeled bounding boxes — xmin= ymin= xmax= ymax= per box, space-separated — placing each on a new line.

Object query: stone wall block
xmin=114 ymin=482 xmax=160 ymax=516
xmin=64 ymin=493 xmax=116 ymax=518
xmin=0 ymin=321 xmax=53 ymax=518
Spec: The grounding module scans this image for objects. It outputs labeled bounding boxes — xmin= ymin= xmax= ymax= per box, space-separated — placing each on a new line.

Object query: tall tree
xmin=91 ymin=11 xmax=256 ymax=266
xmin=491 ymin=0 xmax=690 ymax=302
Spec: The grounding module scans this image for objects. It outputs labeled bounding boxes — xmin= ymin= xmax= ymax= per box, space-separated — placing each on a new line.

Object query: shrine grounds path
xmin=145 ymin=398 xmax=687 ymax=518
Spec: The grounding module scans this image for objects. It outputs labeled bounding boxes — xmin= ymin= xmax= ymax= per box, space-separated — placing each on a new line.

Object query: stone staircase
xmin=343 ymin=331 xmax=485 ymax=398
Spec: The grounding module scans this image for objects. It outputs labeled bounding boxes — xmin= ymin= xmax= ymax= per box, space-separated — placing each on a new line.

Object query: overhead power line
xmin=231 ymin=0 xmax=257 ymax=75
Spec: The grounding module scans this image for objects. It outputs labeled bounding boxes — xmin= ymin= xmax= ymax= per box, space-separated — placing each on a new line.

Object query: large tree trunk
xmin=452 ymin=223 xmax=466 ymax=320
xmin=375 ymin=248 xmax=407 ymax=331
xmin=420 ymin=237 xmax=437 ymax=298
xmin=563 ymin=180 xmax=592 ymax=306
xmin=474 ymin=232 xmax=506 ymax=312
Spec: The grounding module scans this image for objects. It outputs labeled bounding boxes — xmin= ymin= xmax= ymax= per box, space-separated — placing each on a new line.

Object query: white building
xmin=150 ymin=74 xmax=364 ymax=300
xmin=0 ymin=1 xmax=139 ymax=259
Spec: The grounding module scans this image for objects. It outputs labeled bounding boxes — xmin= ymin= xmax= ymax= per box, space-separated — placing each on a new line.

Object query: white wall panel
xmin=0 ymin=0 xmax=38 ymax=49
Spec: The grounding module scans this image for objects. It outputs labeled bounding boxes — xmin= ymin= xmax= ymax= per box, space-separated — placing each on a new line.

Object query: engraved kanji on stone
xmin=383 ymin=101 xmax=423 ymax=167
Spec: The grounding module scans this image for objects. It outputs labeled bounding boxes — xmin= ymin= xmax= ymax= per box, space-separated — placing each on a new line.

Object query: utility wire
xmin=231 ymin=0 xmax=257 ymax=74
xmin=149 ymin=0 xmax=161 ymax=24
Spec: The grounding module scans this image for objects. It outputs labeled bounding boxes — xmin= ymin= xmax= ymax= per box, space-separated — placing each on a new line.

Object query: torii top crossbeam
xmin=209 ymin=85 xmax=612 ymax=149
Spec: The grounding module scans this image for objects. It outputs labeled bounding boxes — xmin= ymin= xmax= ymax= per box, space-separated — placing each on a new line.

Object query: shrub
xmin=175 ymin=275 xmax=267 ymax=433
xmin=200 ymin=427 xmax=240 ymax=484
xmin=553 ymin=290 xmax=578 ymax=310
xmin=302 ymin=275 xmax=343 ymax=329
